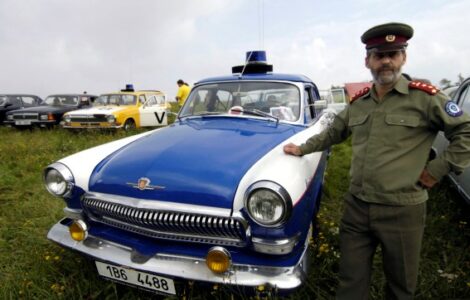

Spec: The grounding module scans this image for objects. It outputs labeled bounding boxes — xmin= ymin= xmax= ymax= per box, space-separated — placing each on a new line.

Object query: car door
xmin=138 ymin=95 xmax=167 ymax=127
xmin=451 ymin=80 xmax=470 ymax=200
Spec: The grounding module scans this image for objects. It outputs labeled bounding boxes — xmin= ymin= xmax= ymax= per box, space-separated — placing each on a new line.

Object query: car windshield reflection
xmin=179 ymin=82 xmax=300 ymax=122
xmin=45 ymin=96 xmax=79 ymax=106
xmin=94 ymin=94 xmax=137 ymax=106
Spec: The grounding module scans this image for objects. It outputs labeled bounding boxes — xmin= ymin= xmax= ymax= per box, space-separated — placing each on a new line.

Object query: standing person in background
xmin=175 ymin=79 xmax=190 ymax=107
xmin=283 ymin=22 xmax=470 ymax=299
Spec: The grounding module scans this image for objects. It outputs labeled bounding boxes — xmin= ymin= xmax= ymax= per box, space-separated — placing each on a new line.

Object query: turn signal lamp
xmin=48 ymin=113 xmax=55 ymax=121
xmin=69 ymin=220 xmax=88 ymax=241
xmin=206 ymin=247 xmax=231 ymax=273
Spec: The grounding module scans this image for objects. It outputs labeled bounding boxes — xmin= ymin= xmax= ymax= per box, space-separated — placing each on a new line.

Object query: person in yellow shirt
xmin=175 ymin=79 xmax=190 ymax=107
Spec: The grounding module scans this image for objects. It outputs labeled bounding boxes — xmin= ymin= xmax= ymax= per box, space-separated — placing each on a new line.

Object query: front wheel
xmin=123 ymin=119 xmax=136 ymax=131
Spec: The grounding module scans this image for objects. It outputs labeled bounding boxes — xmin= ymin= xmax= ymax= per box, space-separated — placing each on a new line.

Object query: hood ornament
xmin=127 ymin=177 xmax=165 ymax=190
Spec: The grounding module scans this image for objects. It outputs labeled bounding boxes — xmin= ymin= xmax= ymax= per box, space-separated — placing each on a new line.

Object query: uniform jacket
xmin=299 ymin=75 xmax=470 ymax=205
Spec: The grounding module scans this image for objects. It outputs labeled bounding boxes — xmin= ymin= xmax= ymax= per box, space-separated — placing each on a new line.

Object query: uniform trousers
xmin=336 ymin=193 xmax=426 ymax=300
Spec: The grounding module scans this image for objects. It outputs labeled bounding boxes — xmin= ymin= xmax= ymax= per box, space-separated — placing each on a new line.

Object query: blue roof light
xmin=246 ymin=51 xmax=267 ymax=64
xmin=232 ymin=50 xmax=273 ymax=75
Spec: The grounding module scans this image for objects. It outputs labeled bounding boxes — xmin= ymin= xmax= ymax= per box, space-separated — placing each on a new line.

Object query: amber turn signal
xmin=69 ymin=220 xmax=88 ymax=241
xmin=206 ymin=247 xmax=231 ymax=273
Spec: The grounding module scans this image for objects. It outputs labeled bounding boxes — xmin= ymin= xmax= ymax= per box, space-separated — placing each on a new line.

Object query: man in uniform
xmin=284 ymin=22 xmax=470 ymax=299
xmin=175 ymin=79 xmax=190 ymax=107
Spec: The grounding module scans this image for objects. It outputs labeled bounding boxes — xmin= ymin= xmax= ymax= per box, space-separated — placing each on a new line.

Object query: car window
xmin=107 ymin=94 xmax=136 ymax=106
xmin=44 ymin=96 xmax=79 ymax=106
xmin=0 ymin=96 xmax=8 ymax=106
xmin=304 ymin=88 xmax=314 ymax=123
xmin=459 ymin=84 xmax=470 ymax=112
xmin=139 ymin=95 xmax=146 ymax=104
xmin=180 ymin=82 xmax=300 ymax=121
xmin=145 ymin=95 xmax=165 ymax=107
xmin=22 ymin=96 xmax=38 ymax=106
xmin=94 ymin=95 xmax=108 ymax=106
xmin=79 ymin=96 xmax=90 ymax=106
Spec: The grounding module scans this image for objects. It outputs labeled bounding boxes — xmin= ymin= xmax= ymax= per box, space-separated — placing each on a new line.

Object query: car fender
xmin=57 ymin=129 xmax=158 ymax=191
xmin=233 ymin=112 xmax=332 ymax=212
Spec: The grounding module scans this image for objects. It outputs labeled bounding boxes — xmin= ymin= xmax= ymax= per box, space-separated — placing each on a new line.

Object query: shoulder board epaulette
xmin=350 ymin=87 xmax=370 ymax=104
xmin=409 ymin=81 xmax=439 ymax=95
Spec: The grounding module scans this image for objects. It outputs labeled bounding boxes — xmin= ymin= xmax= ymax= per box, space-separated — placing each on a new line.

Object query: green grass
xmin=0 ymin=127 xmax=469 ymax=299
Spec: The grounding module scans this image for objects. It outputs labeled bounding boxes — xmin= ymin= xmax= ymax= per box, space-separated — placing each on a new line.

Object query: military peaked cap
xmin=361 ymin=22 xmax=413 ymax=52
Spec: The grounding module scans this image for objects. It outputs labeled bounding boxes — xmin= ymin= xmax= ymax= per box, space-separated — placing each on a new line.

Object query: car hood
xmin=10 ymin=105 xmax=75 ymax=114
xmin=66 ymin=106 xmax=127 ymax=115
xmin=89 ymin=117 xmax=304 ymax=208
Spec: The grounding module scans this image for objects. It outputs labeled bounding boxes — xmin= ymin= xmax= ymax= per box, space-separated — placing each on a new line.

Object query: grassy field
xmin=0 ymin=126 xmax=469 ymax=299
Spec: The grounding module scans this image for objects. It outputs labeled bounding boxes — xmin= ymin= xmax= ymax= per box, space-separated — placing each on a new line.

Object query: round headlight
xmin=43 ymin=163 xmax=74 ymax=197
xmin=63 ymin=115 xmax=71 ymax=123
xmin=245 ymin=181 xmax=292 ymax=227
xmin=106 ymin=115 xmax=116 ymax=123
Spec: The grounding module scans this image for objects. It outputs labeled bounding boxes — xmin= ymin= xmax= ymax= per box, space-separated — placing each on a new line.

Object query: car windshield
xmin=179 ymin=82 xmax=301 ymax=121
xmin=45 ymin=95 xmax=79 ymax=106
xmin=0 ymin=96 xmax=7 ymax=106
xmin=94 ymin=94 xmax=137 ymax=106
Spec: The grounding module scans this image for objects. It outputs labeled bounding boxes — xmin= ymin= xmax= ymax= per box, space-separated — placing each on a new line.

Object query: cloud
xmin=0 ymin=0 xmax=468 ymax=98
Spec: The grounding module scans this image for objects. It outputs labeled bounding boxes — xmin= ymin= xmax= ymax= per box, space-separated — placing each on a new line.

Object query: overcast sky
xmin=1 ymin=0 xmax=469 ymax=99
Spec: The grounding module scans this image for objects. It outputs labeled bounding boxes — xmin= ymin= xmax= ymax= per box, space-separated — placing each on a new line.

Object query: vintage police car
xmin=61 ymin=86 xmax=168 ymax=130
xmin=6 ymin=94 xmax=96 ymax=128
xmin=45 ymin=51 xmax=333 ymax=296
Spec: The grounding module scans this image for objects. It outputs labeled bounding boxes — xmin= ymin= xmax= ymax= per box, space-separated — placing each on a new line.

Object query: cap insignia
xmin=409 ymin=81 xmax=439 ymax=95
xmin=385 ymin=35 xmax=396 ymax=42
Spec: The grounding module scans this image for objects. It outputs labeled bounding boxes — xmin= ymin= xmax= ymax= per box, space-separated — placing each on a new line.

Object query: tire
xmin=123 ymin=119 xmax=136 ymax=131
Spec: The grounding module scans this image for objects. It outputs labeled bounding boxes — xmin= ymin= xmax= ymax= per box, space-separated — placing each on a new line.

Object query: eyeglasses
xmin=370 ymin=50 xmax=402 ymax=60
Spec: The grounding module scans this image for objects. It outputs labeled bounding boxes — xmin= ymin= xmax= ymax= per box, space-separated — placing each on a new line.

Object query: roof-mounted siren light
xmin=121 ymin=84 xmax=135 ymax=92
xmin=232 ymin=50 xmax=273 ymax=74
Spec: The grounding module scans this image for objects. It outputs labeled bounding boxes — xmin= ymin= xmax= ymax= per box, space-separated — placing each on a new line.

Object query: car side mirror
xmin=313 ymin=100 xmax=327 ymax=110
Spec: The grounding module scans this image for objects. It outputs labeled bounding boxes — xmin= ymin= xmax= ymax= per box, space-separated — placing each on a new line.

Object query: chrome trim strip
xmin=63 ymin=207 xmax=83 ymax=219
xmin=85 ymin=192 xmax=233 ymax=217
xmin=251 ymin=233 xmax=300 ymax=255
xmin=48 ymin=221 xmax=309 ymax=290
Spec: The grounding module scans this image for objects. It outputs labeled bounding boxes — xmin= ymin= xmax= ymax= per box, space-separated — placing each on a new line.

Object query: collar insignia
xmin=127 ymin=177 xmax=165 ymax=190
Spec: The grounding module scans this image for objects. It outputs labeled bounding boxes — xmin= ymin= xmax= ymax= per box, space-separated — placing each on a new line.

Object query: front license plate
xmin=95 ymin=261 xmax=176 ymax=295
xmin=15 ymin=120 xmax=31 ymax=125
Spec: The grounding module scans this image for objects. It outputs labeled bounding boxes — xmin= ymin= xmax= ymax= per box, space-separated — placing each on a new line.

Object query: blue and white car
xmin=45 ymin=51 xmax=333 ymax=296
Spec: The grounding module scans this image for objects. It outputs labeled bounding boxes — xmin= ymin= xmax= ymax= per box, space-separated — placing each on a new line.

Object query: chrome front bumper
xmin=47 ymin=221 xmax=309 ymax=290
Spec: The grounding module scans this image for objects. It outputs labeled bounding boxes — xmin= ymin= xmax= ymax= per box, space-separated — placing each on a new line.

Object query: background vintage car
xmin=44 ymin=51 xmax=333 ymax=296
xmin=5 ymin=94 xmax=96 ymax=128
xmin=432 ymin=77 xmax=470 ymax=204
xmin=0 ymin=94 xmax=42 ymax=124
xmin=62 ymin=87 xmax=169 ymax=130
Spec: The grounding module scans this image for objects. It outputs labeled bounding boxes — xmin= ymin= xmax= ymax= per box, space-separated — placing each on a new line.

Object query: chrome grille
xmin=82 ymin=197 xmax=247 ymax=247
xmin=13 ymin=113 xmax=38 ymax=120
xmin=70 ymin=115 xmax=107 ymax=122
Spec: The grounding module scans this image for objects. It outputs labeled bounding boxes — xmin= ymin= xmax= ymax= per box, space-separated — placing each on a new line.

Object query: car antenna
xmin=238 ymin=51 xmax=254 ymax=79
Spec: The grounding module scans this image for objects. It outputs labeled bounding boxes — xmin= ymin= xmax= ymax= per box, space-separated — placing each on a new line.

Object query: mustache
xmin=378 ymin=65 xmax=393 ymax=72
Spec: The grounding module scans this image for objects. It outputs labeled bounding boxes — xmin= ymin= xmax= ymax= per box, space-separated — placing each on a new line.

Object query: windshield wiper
xmin=242 ymin=109 xmax=279 ymax=123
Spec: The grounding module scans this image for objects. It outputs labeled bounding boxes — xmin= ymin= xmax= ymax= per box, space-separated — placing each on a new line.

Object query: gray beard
xmin=372 ymin=69 xmax=402 ymax=85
